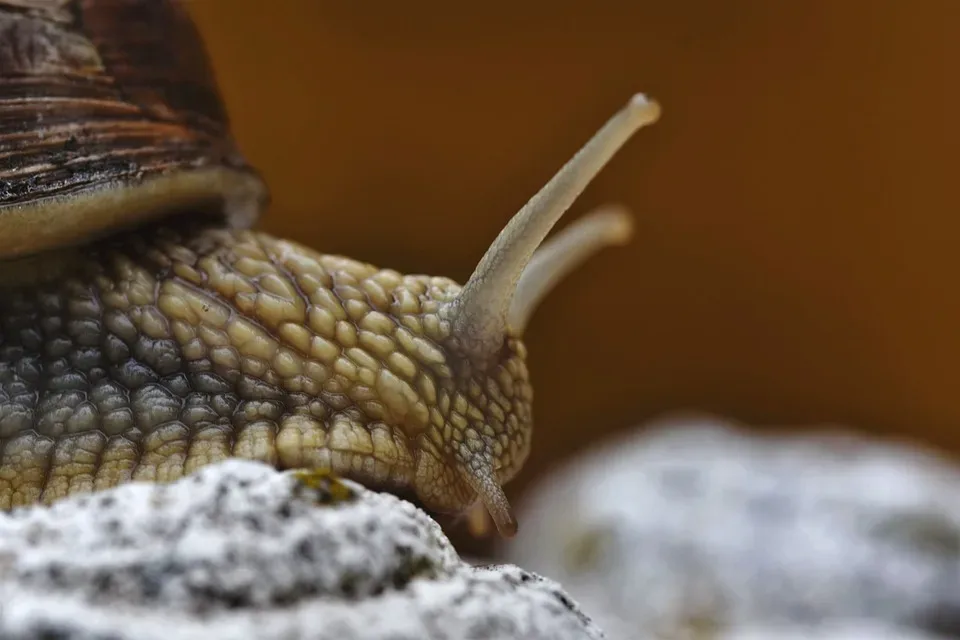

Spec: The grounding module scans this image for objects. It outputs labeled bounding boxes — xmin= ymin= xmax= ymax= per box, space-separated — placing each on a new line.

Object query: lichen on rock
xmin=0 ymin=459 xmax=604 ymax=640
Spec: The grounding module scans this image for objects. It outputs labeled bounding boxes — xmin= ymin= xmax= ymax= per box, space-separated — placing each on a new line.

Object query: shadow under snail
xmin=0 ymin=0 xmax=661 ymax=537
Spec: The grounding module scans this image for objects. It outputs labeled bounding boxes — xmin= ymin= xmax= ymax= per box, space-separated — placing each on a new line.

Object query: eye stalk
xmin=509 ymin=203 xmax=635 ymax=333
xmin=442 ymin=94 xmax=661 ymax=362
xmin=438 ymin=93 xmax=662 ymax=537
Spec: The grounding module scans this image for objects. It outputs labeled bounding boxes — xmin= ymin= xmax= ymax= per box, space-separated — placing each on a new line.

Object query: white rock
xmin=503 ymin=412 xmax=960 ymax=639
xmin=0 ymin=459 xmax=604 ymax=640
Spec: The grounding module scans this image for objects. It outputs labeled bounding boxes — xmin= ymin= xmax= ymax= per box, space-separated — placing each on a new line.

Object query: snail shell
xmin=0 ymin=0 xmax=266 ymax=259
xmin=0 ymin=0 xmax=659 ymax=537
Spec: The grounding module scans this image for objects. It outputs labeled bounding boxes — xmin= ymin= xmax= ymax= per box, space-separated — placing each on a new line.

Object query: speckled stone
xmin=504 ymin=412 xmax=960 ymax=640
xmin=0 ymin=459 xmax=604 ymax=640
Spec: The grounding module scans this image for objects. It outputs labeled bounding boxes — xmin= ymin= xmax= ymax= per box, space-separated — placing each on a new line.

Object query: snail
xmin=0 ymin=0 xmax=660 ymax=537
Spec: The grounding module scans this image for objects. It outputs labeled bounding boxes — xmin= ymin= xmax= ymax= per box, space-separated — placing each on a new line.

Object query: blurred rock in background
xmin=502 ymin=413 xmax=960 ymax=639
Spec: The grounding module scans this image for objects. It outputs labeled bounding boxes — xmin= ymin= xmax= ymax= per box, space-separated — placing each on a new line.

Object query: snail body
xmin=0 ymin=0 xmax=660 ymax=537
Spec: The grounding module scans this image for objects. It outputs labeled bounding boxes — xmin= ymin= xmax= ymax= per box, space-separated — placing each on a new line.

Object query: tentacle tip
xmin=461 ymin=464 xmax=520 ymax=538
xmin=493 ymin=509 xmax=519 ymax=538
xmin=477 ymin=489 xmax=519 ymax=538
xmin=596 ymin=204 xmax=635 ymax=246
xmin=629 ymin=93 xmax=662 ymax=123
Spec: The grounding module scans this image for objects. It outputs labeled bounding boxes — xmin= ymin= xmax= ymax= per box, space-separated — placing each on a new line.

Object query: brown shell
xmin=0 ymin=0 xmax=268 ymax=259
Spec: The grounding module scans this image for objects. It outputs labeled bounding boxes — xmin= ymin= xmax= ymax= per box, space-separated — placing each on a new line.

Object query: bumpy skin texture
xmin=0 ymin=217 xmax=533 ymax=514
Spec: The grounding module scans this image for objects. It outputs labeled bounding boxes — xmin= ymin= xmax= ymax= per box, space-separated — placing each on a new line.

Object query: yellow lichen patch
xmin=41 ymin=431 xmax=107 ymax=504
xmin=0 ymin=434 xmax=54 ymax=509
xmin=290 ymin=467 xmax=357 ymax=505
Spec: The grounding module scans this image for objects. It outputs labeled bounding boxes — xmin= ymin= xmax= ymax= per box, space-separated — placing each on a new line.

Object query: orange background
xmin=185 ymin=0 xmax=960 ymax=527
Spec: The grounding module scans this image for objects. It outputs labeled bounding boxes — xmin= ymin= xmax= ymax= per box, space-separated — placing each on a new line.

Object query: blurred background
xmin=184 ymin=0 xmax=959 ymax=549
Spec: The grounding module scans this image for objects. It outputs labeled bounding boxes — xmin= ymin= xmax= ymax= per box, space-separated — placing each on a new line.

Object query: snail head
xmin=403 ymin=94 xmax=661 ymax=536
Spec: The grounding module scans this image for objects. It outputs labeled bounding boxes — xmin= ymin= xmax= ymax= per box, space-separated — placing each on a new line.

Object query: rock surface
xmin=0 ymin=459 xmax=604 ymax=640
xmin=503 ymin=412 xmax=960 ymax=639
